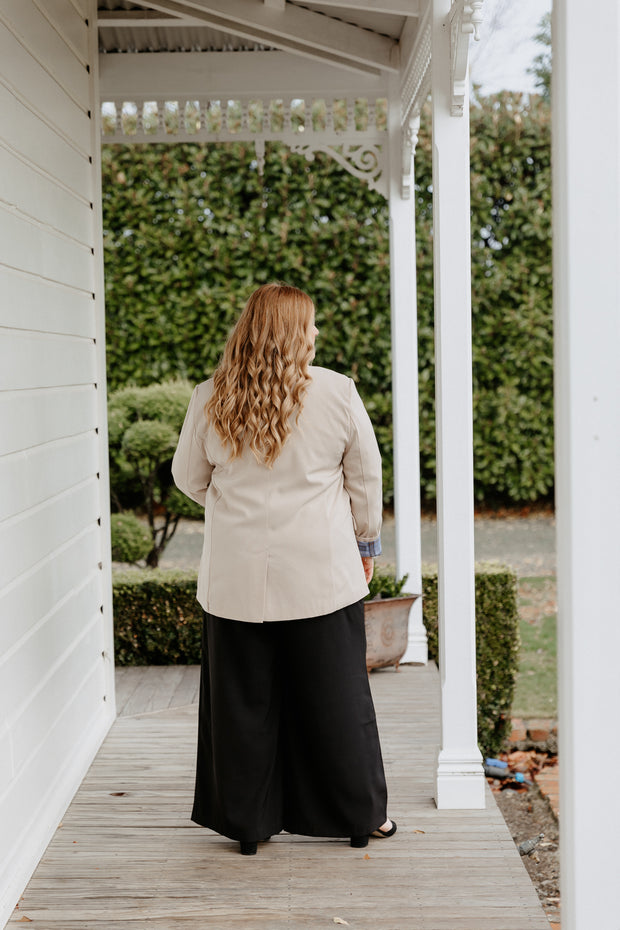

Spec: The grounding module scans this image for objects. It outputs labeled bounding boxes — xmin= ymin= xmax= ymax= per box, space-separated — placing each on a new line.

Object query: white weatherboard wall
xmin=553 ymin=1 xmax=620 ymax=926
xmin=0 ymin=1 xmax=115 ymax=925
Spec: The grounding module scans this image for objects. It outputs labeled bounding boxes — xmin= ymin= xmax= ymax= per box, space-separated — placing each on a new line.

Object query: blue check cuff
xmin=357 ymin=537 xmax=382 ymax=558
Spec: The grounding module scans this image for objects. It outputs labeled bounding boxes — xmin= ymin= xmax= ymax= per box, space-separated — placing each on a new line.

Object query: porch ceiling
xmin=96 ymin=0 xmax=431 ymax=126
xmin=97 ymin=1 xmax=412 ymax=55
xmin=96 ymin=1 xmax=481 ymax=197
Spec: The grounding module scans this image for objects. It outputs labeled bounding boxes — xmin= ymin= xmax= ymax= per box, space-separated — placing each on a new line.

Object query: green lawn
xmin=511 ymin=576 xmax=558 ymax=719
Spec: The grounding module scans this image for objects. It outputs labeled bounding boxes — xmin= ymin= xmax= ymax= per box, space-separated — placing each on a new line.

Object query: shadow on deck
xmin=9 ymin=664 xmax=549 ymax=929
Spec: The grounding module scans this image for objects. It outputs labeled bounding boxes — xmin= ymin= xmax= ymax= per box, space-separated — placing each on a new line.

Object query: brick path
xmin=534 ymin=764 xmax=560 ymax=819
xmin=502 ymin=724 xmax=560 ymax=927
xmin=507 ymin=717 xmax=559 ymax=820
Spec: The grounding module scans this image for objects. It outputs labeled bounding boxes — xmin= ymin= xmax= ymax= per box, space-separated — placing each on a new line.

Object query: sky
xmin=468 ymin=0 xmax=552 ymax=96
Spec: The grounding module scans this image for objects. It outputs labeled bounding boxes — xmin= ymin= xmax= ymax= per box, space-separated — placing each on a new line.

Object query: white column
xmin=431 ymin=0 xmax=484 ymax=809
xmin=387 ymin=77 xmax=426 ymax=665
xmin=553 ymin=3 xmax=620 ymax=927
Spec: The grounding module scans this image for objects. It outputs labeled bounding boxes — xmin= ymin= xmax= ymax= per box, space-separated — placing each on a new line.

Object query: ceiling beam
xmin=291 ymin=0 xmax=420 ymax=14
xmin=121 ymin=0 xmax=400 ymax=74
xmin=98 ymin=11 xmax=194 ymax=27
xmin=97 ymin=2 xmax=422 ymax=27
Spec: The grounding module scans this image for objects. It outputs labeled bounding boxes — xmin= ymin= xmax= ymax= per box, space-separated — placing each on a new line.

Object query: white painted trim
xmin=98 ymin=50 xmax=389 ymax=100
xmin=99 ymin=75 xmax=389 ymax=159
xmin=435 ymin=755 xmax=486 ymax=809
xmin=400 ymin=112 xmax=419 ymax=198
xmin=552 ymin=1 xmax=620 ymax=926
xmin=387 ymin=74 xmax=426 ymax=665
xmin=448 ymin=0 xmax=484 ymax=116
xmin=125 ymin=0 xmax=399 ymax=74
xmin=98 ymin=1 xmax=422 ymax=23
xmin=100 ymin=123 xmax=384 ymax=148
xmin=431 ymin=0 xmax=484 ymax=809
xmin=88 ymin=5 xmax=116 ymax=718
xmin=400 ymin=0 xmax=431 ymax=125
xmin=282 ymin=0 xmax=421 ymax=14
xmin=288 ymin=141 xmax=387 ymax=198
xmin=98 ymin=10 xmax=192 ymax=27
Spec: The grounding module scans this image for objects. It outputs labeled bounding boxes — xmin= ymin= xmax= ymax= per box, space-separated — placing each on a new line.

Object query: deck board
xmin=8 ymin=664 xmax=549 ymax=929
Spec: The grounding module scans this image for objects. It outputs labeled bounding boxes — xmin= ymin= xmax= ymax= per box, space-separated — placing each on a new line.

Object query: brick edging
xmin=508 ymin=717 xmax=557 ymax=752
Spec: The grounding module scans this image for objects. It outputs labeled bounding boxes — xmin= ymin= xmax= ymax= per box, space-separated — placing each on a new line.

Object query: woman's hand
xmin=362 ymin=556 xmax=374 ymax=584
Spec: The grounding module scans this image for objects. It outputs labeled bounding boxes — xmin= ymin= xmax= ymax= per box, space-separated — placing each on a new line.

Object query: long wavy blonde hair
xmin=205 ymin=283 xmax=315 ymax=467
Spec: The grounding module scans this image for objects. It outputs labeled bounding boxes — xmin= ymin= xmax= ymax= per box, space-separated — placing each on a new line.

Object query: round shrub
xmin=111 ymin=513 xmax=152 ymax=564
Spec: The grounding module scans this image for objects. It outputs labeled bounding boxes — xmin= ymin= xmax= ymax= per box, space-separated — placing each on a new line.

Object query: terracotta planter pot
xmin=364 ymin=595 xmax=420 ymax=672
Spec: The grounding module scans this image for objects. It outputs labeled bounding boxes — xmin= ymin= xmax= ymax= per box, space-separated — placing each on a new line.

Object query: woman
xmin=172 ymin=282 xmax=395 ymax=855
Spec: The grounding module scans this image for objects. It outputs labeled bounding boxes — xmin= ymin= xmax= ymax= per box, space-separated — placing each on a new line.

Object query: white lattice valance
xmin=101 ymin=95 xmax=388 ymax=196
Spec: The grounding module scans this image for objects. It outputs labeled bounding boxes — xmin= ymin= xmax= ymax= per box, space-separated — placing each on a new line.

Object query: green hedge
xmin=113 ymin=565 xmax=519 ymax=754
xmin=101 ymin=92 xmax=552 ymax=507
xmin=422 ymin=564 xmax=520 ymax=756
xmin=113 ymin=570 xmax=202 ymax=665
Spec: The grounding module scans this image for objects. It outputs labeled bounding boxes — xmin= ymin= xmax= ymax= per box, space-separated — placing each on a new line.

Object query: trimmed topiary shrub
xmin=110 ymin=513 xmax=152 ymax=564
xmin=108 ymin=381 xmax=203 ymax=566
xmin=422 ymin=563 xmax=520 ymax=756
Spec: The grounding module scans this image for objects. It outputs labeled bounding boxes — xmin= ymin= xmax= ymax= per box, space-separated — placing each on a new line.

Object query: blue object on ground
xmin=513 ymin=772 xmax=533 ymax=785
xmin=484 ymin=764 xmax=511 ymax=779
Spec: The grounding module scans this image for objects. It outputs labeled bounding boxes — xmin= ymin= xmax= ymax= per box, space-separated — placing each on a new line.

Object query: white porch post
xmin=431 ymin=0 xmax=484 ymax=808
xmin=553 ymin=2 xmax=620 ymax=927
xmin=387 ymin=77 xmax=426 ymax=664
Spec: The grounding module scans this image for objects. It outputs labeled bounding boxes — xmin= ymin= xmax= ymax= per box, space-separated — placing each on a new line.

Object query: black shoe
xmin=351 ymin=819 xmax=397 ymax=847
xmin=350 ymin=835 xmax=369 ymax=848
xmin=240 ymin=841 xmax=258 ymax=855
xmin=370 ymin=820 xmax=397 ymax=838
xmin=239 ymin=836 xmax=271 ymax=855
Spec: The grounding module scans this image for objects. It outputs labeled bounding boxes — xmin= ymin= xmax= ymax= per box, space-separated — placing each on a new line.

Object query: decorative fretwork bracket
xmin=288 ymin=142 xmax=387 ymax=199
xmin=449 ymin=0 xmax=484 ymax=116
xmin=401 ymin=114 xmax=421 ymax=200
xmin=100 ymin=96 xmax=388 ymax=197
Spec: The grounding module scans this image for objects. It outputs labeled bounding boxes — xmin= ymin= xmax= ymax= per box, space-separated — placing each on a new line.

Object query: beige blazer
xmin=171 ymin=366 xmax=382 ymax=622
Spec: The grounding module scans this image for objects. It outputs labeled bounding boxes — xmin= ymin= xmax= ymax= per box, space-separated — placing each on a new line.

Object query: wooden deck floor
xmin=9 ymin=664 xmax=549 ymax=930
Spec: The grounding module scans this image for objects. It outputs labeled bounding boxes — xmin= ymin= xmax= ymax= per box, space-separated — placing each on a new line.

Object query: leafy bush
xmin=110 ymin=513 xmax=152 ymax=564
xmin=102 ymin=91 xmax=552 ymax=506
xmin=112 ymin=565 xmax=519 ymax=754
xmin=422 ymin=564 xmax=520 ymax=755
xmin=108 ymin=381 xmax=203 ymax=565
xmin=366 ymin=569 xmax=409 ymax=600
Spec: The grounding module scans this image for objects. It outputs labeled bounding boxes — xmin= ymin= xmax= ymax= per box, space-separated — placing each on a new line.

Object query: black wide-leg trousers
xmin=191 ymin=600 xmax=388 ymax=842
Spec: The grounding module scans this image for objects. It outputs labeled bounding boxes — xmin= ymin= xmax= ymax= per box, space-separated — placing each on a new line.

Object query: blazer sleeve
xmin=342 ymin=379 xmax=383 ymax=545
xmin=171 ymin=385 xmax=213 ymax=507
